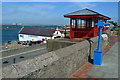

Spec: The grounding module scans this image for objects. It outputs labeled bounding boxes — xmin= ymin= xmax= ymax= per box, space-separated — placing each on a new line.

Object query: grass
xmin=66 ymin=33 xmax=70 ymax=36
xmin=115 ymin=28 xmax=120 ymax=35
xmin=73 ymin=38 xmax=85 ymax=40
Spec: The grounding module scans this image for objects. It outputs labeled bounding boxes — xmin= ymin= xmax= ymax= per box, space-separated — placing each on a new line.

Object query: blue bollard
xmin=94 ymin=50 xmax=104 ymax=65
xmin=93 ymin=21 xmax=110 ymax=65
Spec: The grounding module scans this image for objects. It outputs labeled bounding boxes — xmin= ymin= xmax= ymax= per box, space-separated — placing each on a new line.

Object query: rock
xmin=102 ymin=34 xmax=108 ymax=41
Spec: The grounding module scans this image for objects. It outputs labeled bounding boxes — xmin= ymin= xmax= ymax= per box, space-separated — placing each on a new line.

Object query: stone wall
xmin=2 ymin=37 xmax=109 ymax=78
xmin=47 ymin=39 xmax=77 ymax=52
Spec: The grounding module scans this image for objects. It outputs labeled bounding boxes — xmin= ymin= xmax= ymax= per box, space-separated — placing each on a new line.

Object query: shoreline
xmin=2 ymin=24 xmax=66 ymax=27
xmin=1 ymin=25 xmax=65 ymax=47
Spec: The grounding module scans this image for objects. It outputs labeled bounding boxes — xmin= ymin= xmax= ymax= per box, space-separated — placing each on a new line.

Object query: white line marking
xmin=0 ymin=47 xmax=46 ymax=59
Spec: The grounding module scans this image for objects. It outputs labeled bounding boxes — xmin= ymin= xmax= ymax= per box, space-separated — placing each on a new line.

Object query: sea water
xmin=1 ymin=25 xmax=63 ymax=45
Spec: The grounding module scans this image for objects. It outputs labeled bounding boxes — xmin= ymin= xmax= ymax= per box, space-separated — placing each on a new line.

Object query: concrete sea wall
xmin=47 ymin=39 xmax=77 ymax=52
xmin=2 ymin=37 xmax=108 ymax=78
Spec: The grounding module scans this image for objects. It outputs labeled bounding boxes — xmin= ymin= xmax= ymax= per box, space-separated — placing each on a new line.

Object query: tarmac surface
xmin=1 ymin=44 xmax=48 ymax=67
xmin=70 ymin=36 xmax=119 ymax=79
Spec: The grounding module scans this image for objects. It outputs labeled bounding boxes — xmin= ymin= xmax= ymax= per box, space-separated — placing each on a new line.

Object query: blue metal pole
xmin=93 ymin=21 xmax=110 ymax=65
xmin=97 ymin=27 xmax=103 ymax=51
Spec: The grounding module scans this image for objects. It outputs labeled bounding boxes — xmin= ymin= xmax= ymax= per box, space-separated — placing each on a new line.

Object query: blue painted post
xmin=93 ymin=21 xmax=110 ymax=65
xmin=97 ymin=24 xmax=103 ymax=51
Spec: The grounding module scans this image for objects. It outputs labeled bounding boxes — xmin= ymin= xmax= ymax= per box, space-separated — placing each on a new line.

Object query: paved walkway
xmin=70 ymin=36 xmax=119 ymax=79
xmin=88 ymin=42 xmax=118 ymax=78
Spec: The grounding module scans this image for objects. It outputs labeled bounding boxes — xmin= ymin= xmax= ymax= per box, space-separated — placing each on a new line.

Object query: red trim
xmin=98 ymin=15 xmax=111 ymax=20
xmin=70 ymin=18 xmax=74 ymax=39
xmin=64 ymin=15 xmax=99 ymax=18
xmin=86 ymin=19 xmax=88 ymax=28
xmin=64 ymin=15 xmax=110 ymax=20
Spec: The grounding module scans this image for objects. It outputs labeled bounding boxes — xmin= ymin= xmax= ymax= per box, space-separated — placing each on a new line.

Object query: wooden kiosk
xmin=64 ymin=8 xmax=111 ymax=39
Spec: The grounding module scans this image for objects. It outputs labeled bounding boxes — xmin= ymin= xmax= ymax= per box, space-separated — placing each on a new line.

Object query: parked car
xmin=28 ymin=41 xmax=42 ymax=46
xmin=118 ymin=25 xmax=120 ymax=28
xmin=112 ymin=26 xmax=117 ymax=29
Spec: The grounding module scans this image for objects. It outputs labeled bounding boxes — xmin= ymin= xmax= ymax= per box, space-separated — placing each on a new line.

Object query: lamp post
xmin=93 ymin=21 xmax=110 ymax=65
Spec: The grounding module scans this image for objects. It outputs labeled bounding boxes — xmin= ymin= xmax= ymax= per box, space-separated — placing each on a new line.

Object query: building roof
xmin=19 ymin=28 xmax=55 ymax=37
xmin=64 ymin=8 xmax=110 ymax=20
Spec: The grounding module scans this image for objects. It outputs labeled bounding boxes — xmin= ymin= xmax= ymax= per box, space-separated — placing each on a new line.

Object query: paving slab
xmin=87 ymin=42 xmax=118 ymax=78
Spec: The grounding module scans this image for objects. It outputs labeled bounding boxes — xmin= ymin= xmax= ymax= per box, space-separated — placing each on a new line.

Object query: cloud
xmin=2 ymin=3 xmax=55 ymax=24
xmin=66 ymin=0 xmax=118 ymax=1
xmin=1 ymin=0 xmax=120 ymax=2
xmin=0 ymin=3 xmax=2 ymax=25
xmin=3 ymin=3 xmax=55 ymax=16
xmin=73 ymin=2 xmax=96 ymax=9
xmin=17 ymin=4 xmax=54 ymax=15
